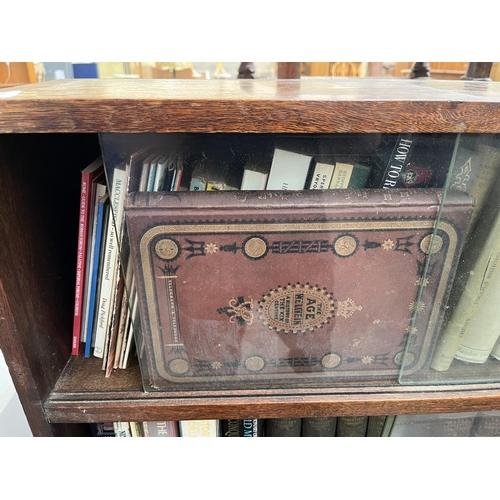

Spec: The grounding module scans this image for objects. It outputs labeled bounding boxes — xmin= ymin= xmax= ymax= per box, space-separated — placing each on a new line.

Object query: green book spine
xmin=302 ymin=417 xmax=337 ymax=437
xmin=366 ymin=416 xmax=387 ymax=437
xmin=265 ymin=418 xmax=302 ymax=437
xmin=336 ymin=416 xmax=368 ymax=437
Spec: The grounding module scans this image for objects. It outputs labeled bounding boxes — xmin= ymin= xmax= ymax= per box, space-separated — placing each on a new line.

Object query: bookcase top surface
xmin=2 ymin=78 xmax=500 ymax=133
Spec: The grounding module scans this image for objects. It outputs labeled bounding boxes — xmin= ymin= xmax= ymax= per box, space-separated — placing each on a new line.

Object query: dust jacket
xmin=125 ymin=188 xmax=473 ymax=391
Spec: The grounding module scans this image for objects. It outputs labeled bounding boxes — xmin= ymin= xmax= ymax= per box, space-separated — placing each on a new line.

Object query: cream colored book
xmin=431 ymin=173 xmax=500 ymax=371
xmin=329 ymin=162 xmax=354 ymax=189
xmin=179 ymin=420 xmax=219 ymax=437
xmin=454 ymin=269 xmax=500 ymax=363
xmin=487 ymin=328 xmax=500 ymax=361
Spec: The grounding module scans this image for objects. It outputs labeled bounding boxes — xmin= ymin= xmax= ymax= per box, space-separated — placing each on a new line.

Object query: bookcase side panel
xmin=0 ymin=133 xmax=101 ymax=434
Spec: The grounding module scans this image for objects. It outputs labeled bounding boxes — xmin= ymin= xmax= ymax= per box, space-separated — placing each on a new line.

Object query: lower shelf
xmin=44 ymin=354 xmax=500 ymax=423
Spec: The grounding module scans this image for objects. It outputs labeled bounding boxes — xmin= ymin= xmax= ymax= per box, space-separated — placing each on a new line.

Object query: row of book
xmin=91 ymin=411 xmax=500 ymax=437
xmin=73 ymin=132 xmax=500 ymax=380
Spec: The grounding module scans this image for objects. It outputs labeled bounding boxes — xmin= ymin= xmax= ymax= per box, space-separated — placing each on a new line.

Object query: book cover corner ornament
xmin=125 ymin=188 xmax=473 ymax=391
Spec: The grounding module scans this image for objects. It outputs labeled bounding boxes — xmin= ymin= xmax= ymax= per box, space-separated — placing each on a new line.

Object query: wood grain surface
xmin=2 ymin=79 xmax=500 ymax=134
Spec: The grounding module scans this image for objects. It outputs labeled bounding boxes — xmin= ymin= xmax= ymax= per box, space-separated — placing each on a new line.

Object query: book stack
xmin=95 ymin=411 xmax=500 ymax=437
xmin=76 ymin=131 xmax=500 ymax=390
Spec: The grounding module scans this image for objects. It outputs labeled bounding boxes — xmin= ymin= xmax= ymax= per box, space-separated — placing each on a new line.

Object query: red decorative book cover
xmin=125 ymin=188 xmax=473 ymax=391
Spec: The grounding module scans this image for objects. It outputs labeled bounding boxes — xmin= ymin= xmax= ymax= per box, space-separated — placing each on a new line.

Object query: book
xmin=265 ymin=418 xmax=302 ymax=437
xmin=103 ymin=267 xmax=125 ymax=375
xmin=129 ymin=422 xmax=145 ymax=437
xmin=113 ymin=421 xmax=132 ymax=437
xmin=336 ymin=416 xmax=368 ymax=437
xmin=469 ymin=410 xmax=500 ymax=436
xmin=221 ymin=419 xmax=263 ymax=437
xmin=113 ymin=257 xmax=134 ymax=370
xmin=373 ymin=133 xmax=457 ymax=189
xmin=84 ymin=194 xmax=109 ymax=358
xmin=379 ymin=134 xmax=432 ymax=189
xmin=387 ymin=412 xmax=477 ymax=437
xmin=124 ymin=188 xmax=473 ymax=391
xmin=189 ymin=153 xmax=241 ymax=191
xmin=453 ymin=269 xmax=500 ymax=364
xmin=221 ymin=419 xmax=241 ymax=437
xmin=93 ymin=168 xmax=127 ymax=358
xmin=142 ymin=421 xmax=179 ymax=437
xmin=307 ymin=161 xmax=335 ymax=190
xmin=366 ymin=416 xmax=387 ymax=437
xmin=80 ymin=180 xmax=107 ymax=344
xmin=179 ymin=420 xmax=219 ymax=437
xmin=329 ymin=162 xmax=372 ymax=189
xmin=72 ymin=158 xmax=104 ymax=355
xmin=431 ymin=172 xmax=500 ymax=371
xmin=447 ymin=133 xmax=500 ymax=237
xmin=301 ymin=417 xmax=337 ymax=437
xmin=265 ymin=148 xmax=312 ymax=190
xmin=240 ymin=161 xmax=270 ymax=190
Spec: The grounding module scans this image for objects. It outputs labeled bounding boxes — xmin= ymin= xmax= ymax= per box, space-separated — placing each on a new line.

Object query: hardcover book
xmin=142 ymin=421 xmax=179 ymax=437
xmin=125 ymin=188 xmax=473 ymax=391
xmin=302 ymin=417 xmax=337 ymax=437
xmin=336 ymin=416 xmax=368 ymax=437
xmin=266 ymin=418 xmax=302 ymax=437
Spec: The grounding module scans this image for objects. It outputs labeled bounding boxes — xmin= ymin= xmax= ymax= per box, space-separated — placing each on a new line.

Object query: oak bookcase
xmin=2 ymin=78 xmax=500 ymax=437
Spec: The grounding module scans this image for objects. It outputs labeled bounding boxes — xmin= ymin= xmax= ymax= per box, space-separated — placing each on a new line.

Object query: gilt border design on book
xmin=132 ymin=204 xmax=463 ymax=388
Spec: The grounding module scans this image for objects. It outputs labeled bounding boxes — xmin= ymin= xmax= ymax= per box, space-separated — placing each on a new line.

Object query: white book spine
xmin=266 ymin=149 xmax=311 ymax=190
xmin=93 ymin=169 xmax=127 ymax=358
xmin=241 ymin=168 xmax=269 ymax=190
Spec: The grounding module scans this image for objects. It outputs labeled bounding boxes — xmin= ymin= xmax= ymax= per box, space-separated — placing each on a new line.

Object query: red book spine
xmin=72 ymin=161 xmax=103 ymax=355
xmin=72 ymin=172 xmax=90 ymax=355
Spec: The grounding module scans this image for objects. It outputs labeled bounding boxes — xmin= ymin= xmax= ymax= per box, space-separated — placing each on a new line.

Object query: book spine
xmin=380 ymin=134 xmax=417 ymax=188
xmin=265 ymin=149 xmax=312 ymax=190
xmin=265 ymin=418 xmax=302 ymax=437
xmin=84 ymin=196 xmax=109 ymax=357
xmin=366 ymin=416 xmax=387 ymax=437
xmin=336 ymin=416 xmax=368 ymax=437
xmin=93 ymin=169 xmax=127 ymax=358
xmin=239 ymin=419 xmax=263 ymax=437
xmin=104 ymin=267 xmax=125 ymax=374
xmin=113 ymin=422 xmax=132 ymax=437
xmin=453 ymin=274 xmax=500 ymax=364
xmin=179 ymin=420 xmax=219 ymax=437
xmin=129 ymin=422 xmax=144 ymax=437
xmin=301 ymin=417 xmax=337 ymax=437
xmin=72 ymin=170 xmax=92 ymax=355
xmin=221 ymin=419 xmax=241 ymax=437
xmin=241 ymin=169 xmax=268 ymax=190
xmin=307 ymin=161 xmax=335 ymax=189
xmin=81 ymin=181 xmax=106 ymax=344
xmin=113 ymin=257 xmax=134 ymax=369
xmin=143 ymin=421 xmax=179 ymax=437
xmin=431 ymin=177 xmax=500 ymax=371
xmin=190 ymin=177 xmax=207 ymax=191
xmin=469 ymin=411 xmax=500 ymax=436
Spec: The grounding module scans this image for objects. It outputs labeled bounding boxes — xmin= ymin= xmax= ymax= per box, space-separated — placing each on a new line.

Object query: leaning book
xmin=125 ymin=188 xmax=473 ymax=392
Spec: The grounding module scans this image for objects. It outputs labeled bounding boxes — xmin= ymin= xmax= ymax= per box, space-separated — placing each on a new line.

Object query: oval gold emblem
xmin=259 ymin=283 xmax=334 ymax=334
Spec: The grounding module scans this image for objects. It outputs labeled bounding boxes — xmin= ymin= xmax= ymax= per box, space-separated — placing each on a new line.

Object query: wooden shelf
xmin=3 ymin=78 xmax=500 ymax=134
xmin=44 ymin=355 xmax=500 ymax=423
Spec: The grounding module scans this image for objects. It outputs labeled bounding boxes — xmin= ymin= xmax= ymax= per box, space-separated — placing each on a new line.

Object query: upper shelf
xmin=2 ymin=78 xmax=500 ymax=134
